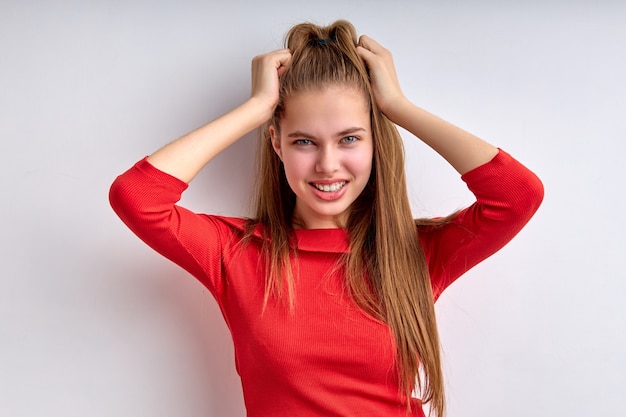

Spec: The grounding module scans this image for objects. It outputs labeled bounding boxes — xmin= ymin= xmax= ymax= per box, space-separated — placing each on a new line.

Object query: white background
xmin=1 ymin=1 xmax=625 ymax=416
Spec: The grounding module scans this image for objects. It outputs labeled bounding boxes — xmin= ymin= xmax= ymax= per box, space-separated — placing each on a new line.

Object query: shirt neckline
xmin=293 ymin=228 xmax=350 ymax=253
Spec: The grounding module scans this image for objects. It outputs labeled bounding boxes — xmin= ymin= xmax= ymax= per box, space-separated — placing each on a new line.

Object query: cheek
xmin=281 ymin=152 xmax=311 ymax=184
xmin=350 ymin=147 xmax=374 ymax=178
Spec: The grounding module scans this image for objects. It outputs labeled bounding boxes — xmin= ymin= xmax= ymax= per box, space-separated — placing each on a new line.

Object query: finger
xmin=269 ymin=48 xmax=292 ymax=69
xmin=358 ymin=35 xmax=385 ymax=54
xmin=257 ymin=49 xmax=291 ymax=80
xmin=356 ymin=45 xmax=376 ymax=67
xmin=254 ymin=49 xmax=291 ymax=71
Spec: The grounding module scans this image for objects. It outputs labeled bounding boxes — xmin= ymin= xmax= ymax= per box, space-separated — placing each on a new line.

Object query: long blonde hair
xmin=248 ymin=20 xmax=446 ymax=417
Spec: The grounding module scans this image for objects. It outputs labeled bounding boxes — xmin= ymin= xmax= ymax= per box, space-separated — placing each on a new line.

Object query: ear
xmin=269 ymin=125 xmax=283 ymax=160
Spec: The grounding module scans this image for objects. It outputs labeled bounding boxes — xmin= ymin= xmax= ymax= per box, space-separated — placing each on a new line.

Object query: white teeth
xmin=314 ymin=181 xmax=346 ymax=192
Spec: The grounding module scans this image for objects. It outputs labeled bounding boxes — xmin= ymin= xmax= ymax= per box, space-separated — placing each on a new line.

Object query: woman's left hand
xmin=357 ymin=35 xmax=408 ymax=120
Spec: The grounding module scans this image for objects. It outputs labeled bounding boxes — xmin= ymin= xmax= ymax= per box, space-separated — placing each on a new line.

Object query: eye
xmin=340 ymin=136 xmax=358 ymax=144
xmin=294 ymin=139 xmax=313 ymax=146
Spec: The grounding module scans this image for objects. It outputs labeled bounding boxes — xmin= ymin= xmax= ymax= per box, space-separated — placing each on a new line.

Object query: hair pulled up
xmin=250 ymin=20 xmax=446 ymax=417
xmin=273 ymin=21 xmax=372 ymax=122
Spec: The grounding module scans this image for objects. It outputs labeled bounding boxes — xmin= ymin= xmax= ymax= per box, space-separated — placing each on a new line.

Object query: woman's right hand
xmin=250 ymin=49 xmax=292 ymax=119
xmin=145 ymin=49 xmax=292 ymax=183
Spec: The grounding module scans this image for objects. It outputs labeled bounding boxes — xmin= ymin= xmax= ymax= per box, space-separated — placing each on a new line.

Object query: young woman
xmin=110 ymin=20 xmax=543 ymax=417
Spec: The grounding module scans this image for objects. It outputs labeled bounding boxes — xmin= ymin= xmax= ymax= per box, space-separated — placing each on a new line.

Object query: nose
xmin=315 ymin=146 xmax=340 ymax=174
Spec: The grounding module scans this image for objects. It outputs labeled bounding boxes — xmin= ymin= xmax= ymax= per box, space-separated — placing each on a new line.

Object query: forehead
xmin=280 ymin=86 xmax=371 ymax=135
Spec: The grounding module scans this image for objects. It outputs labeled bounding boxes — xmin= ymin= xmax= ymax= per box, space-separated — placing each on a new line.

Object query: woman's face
xmin=270 ymin=86 xmax=373 ymax=229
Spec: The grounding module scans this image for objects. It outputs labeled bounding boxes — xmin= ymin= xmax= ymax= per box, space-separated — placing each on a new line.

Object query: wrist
xmin=378 ymin=95 xmax=411 ymax=123
xmin=245 ymin=96 xmax=276 ymax=125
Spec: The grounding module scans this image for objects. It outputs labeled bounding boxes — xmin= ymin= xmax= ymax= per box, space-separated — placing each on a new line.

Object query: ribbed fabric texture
xmin=109 ymin=149 xmax=543 ymax=417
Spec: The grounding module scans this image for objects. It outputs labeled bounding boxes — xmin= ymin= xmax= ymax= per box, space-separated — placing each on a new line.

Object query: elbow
xmin=507 ymin=171 xmax=544 ymax=225
xmin=526 ymin=172 xmax=545 ymax=218
xmin=108 ymin=171 xmax=148 ymax=227
xmin=492 ymin=171 xmax=545 ymax=225
xmin=109 ymin=175 xmax=133 ymax=224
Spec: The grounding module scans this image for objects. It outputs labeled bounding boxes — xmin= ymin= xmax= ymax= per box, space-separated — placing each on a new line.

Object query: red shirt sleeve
xmin=419 ymin=149 xmax=544 ymax=300
xmin=108 ymin=157 xmax=229 ymax=299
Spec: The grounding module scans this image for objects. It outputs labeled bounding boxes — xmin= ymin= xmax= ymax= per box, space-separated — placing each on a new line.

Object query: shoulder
xmin=205 ymin=215 xmax=266 ymax=242
xmin=207 ymin=215 xmax=248 ymax=229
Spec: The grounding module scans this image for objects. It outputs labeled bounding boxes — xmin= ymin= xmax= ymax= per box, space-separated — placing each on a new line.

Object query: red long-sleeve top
xmin=109 ymin=149 xmax=543 ymax=417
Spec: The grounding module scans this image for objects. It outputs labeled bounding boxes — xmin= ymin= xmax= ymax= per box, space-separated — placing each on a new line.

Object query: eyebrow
xmin=286 ymin=127 xmax=366 ymax=139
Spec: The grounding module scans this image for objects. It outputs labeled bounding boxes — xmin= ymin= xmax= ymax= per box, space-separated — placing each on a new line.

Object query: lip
xmin=308 ymin=180 xmax=349 ymax=201
xmin=310 ymin=178 xmax=348 ymax=185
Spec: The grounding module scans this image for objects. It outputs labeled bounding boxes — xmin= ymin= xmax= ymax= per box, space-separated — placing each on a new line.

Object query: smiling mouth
xmin=312 ymin=181 xmax=346 ymax=192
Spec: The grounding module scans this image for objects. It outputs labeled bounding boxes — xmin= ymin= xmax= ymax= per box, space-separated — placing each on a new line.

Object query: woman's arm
xmin=357 ymin=36 xmax=498 ymax=175
xmin=147 ymin=49 xmax=292 ymax=183
xmin=358 ymin=36 xmax=543 ymax=298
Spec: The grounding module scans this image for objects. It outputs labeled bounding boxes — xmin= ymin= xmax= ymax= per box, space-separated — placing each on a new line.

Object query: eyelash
xmin=293 ymin=136 xmax=359 ymax=146
xmin=341 ymin=136 xmax=358 ymax=144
